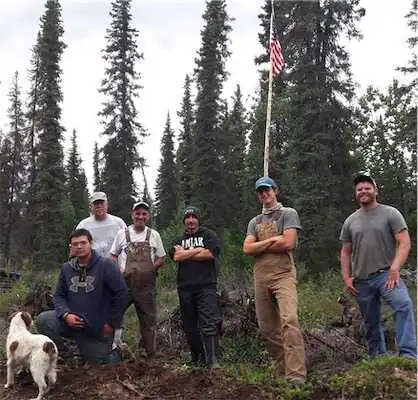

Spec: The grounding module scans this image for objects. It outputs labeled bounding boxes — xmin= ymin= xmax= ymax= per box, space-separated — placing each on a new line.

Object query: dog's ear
xmin=20 ymin=311 xmax=33 ymax=330
xmin=7 ymin=311 xmax=19 ymax=322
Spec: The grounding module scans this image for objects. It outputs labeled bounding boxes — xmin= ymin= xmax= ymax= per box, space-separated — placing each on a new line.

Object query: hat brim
xmin=353 ymin=175 xmax=375 ymax=186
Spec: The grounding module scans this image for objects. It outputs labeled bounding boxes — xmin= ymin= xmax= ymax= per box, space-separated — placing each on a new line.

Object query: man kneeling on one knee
xmin=37 ymin=229 xmax=128 ymax=364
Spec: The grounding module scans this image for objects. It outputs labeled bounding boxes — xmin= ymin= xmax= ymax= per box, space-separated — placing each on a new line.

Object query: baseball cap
xmin=353 ymin=172 xmax=376 ymax=186
xmin=132 ymin=201 xmax=150 ymax=211
xmin=90 ymin=192 xmax=107 ymax=203
xmin=184 ymin=206 xmax=200 ymax=221
xmin=255 ymin=176 xmax=278 ymax=190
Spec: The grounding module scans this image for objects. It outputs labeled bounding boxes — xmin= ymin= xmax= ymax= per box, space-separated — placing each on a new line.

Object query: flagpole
xmin=263 ymin=0 xmax=275 ymax=177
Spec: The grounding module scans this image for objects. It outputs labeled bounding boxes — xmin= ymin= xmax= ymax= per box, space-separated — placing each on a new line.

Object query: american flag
xmin=270 ymin=8 xmax=285 ymax=77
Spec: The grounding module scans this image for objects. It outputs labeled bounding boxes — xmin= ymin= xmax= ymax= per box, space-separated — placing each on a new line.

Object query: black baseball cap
xmin=353 ymin=172 xmax=376 ymax=186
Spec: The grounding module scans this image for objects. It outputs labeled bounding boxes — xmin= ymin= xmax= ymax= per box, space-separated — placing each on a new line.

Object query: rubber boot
xmin=141 ymin=329 xmax=156 ymax=358
xmin=190 ymin=341 xmax=205 ymax=366
xmin=203 ymin=335 xmax=220 ymax=369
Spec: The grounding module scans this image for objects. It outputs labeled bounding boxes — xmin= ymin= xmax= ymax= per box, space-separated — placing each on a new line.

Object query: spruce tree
xmin=253 ymin=0 xmax=364 ymax=271
xmin=29 ymin=0 xmax=67 ymax=269
xmin=98 ymin=0 xmax=145 ymax=222
xmin=1 ymin=72 xmax=28 ymax=263
xmin=66 ymin=129 xmax=89 ymax=226
xmin=0 ymin=137 xmax=13 ymax=263
xmin=192 ymin=0 xmax=232 ymax=231
xmin=223 ymin=85 xmax=248 ymax=230
xmin=26 ymin=33 xmax=41 ymax=189
xmin=93 ymin=141 xmax=101 ymax=191
xmin=176 ymin=74 xmax=195 ymax=206
xmin=154 ymin=113 xmax=178 ymax=229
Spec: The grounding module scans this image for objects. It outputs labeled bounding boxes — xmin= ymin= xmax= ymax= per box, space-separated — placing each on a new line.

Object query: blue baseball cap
xmin=255 ymin=176 xmax=278 ymax=190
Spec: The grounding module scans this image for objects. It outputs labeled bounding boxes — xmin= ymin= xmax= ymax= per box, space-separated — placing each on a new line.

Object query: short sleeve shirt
xmin=339 ymin=204 xmax=408 ymax=279
xmin=76 ymin=214 xmax=127 ymax=258
xmin=110 ymin=225 xmax=166 ymax=272
xmin=246 ymin=204 xmax=302 ymax=238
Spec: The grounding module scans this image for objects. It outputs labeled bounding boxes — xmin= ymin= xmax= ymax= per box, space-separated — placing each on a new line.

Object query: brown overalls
xmin=124 ymin=227 xmax=157 ymax=357
xmin=253 ymin=210 xmax=306 ymax=378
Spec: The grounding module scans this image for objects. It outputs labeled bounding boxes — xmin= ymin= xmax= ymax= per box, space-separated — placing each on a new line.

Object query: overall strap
xmin=145 ymin=227 xmax=151 ymax=242
xmin=125 ymin=228 xmax=131 ymax=245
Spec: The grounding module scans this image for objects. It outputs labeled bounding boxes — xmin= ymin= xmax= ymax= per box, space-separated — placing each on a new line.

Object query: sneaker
xmin=108 ymin=347 xmax=123 ymax=364
xmin=286 ymin=376 xmax=306 ymax=386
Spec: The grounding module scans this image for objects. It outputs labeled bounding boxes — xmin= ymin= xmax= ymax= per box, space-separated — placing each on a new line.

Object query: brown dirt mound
xmin=0 ymin=360 xmax=275 ymax=400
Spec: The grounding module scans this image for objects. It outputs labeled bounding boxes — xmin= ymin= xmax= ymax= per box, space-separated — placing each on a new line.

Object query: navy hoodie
xmin=170 ymin=226 xmax=221 ymax=289
xmin=53 ymin=250 xmax=128 ymax=336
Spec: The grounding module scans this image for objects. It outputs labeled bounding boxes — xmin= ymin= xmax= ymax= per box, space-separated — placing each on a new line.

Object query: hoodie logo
xmin=69 ymin=276 xmax=96 ymax=293
xmin=182 ymin=237 xmax=204 ymax=249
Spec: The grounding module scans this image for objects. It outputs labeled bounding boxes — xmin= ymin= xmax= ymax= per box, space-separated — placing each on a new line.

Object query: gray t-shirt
xmin=76 ymin=214 xmax=127 ymax=258
xmin=246 ymin=204 xmax=302 ymax=238
xmin=339 ymin=204 xmax=408 ymax=279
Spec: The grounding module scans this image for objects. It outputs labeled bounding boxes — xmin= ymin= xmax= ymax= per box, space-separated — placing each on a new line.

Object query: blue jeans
xmin=354 ymin=271 xmax=417 ymax=359
xmin=36 ymin=310 xmax=114 ymax=364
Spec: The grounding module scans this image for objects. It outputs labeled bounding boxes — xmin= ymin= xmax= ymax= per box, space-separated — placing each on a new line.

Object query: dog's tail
xmin=43 ymin=341 xmax=57 ymax=359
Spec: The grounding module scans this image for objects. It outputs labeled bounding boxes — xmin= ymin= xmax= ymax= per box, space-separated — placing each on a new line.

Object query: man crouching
xmin=36 ymin=229 xmax=128 ymax=364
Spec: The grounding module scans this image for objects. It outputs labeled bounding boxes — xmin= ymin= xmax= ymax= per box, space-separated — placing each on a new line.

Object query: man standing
xmin=243 ymin=177 xmax=306 ymax=385
xmin=110 ymin=201 xmax=166 ymax=358
xmin=76 ymin=192 xmax=126 ymax=258
xmin=36 ymin=229 xmax=128 ymax=364
xmin=169 ymin=206 xmax=222 ymax=369
xmin=340 ymin=172 xmax=416 ymax=359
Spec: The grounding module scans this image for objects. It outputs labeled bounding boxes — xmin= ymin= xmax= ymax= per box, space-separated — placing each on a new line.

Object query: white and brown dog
xmin=4 ymin=311 xmax=58 ymax=400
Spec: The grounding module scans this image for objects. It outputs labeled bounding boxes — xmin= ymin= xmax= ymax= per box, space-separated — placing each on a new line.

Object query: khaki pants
xmin=254 ymin=254 xmax=306 ymax=378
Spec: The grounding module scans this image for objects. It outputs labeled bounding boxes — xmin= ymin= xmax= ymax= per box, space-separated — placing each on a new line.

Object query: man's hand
xmin=174 ymin=245 xmax=187 ymax=258
xmin=343 ymin=277 xmax=359 ymax=296
xmin=64 ymin=313 xmax=85 ymax=328
xmin=385 ymin=267 xmax=401 ymax=290
xmin=103 ymin=323 xmax=113 ymax=337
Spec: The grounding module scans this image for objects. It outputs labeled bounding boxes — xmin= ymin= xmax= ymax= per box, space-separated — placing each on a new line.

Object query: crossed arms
xmin=172 ymin=245 xmax=215 ymax=262
xmin=242 ymin=228 xmax=298 ymax=256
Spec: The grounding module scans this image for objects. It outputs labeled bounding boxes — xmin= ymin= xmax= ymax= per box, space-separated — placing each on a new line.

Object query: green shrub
xmin=0 ymin=280 xmax=30 ymax=314
xmin=329 ymin=356 xmax=417 ymax=399
xmin=298 ymin=271 xmax=344 ymax=329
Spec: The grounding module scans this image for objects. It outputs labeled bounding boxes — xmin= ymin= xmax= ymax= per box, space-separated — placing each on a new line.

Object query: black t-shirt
xmin=169 ymin=227 xmax=220 ymax=289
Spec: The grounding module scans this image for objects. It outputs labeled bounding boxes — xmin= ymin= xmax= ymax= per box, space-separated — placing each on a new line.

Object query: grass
xmin=0 ymin=267 xmax=416 ymax=400
xmin=298 ymin=270 xmax=344 ymax=329
xmin=329 ymin=356 xmax=417 ymax=399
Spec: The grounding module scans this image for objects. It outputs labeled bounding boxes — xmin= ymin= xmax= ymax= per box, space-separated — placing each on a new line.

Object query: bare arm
xmin=173 ymin=247 xmax=201 ymax=262
xmin=340 ymin=241 xmax=352 ymax=281
xmin=243 ymin=234 xmax=274 ymax=256
xmin=340 ymin=241 xmax=358 ymax=296
xmin=189 ymin=248 xmax=215 ymax=260
xmin=268 ymin=228 xmax=298 ymax=253
xmin=385 ymin=229 xmax=411 ymax=289
xmin=391 ymin=229 xmax=411 ymax=271
xmin=154 ymin=256 xmax=166 ymax=270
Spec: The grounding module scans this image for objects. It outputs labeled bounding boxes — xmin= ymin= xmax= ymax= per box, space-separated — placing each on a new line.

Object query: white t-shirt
xmin=76 ymin=214 xmax=127 ymax=258
xmin=110 ymin=225 xmax=166 ymax=272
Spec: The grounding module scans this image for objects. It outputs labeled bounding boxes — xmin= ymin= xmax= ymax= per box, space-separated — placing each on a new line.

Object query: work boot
xmin=203 ymin=335 xmax=220 ymax=369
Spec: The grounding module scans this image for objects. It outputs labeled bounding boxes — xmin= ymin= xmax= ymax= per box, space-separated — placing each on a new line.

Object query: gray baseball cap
xmin=90 ymin=192 xmax=107 ymax=203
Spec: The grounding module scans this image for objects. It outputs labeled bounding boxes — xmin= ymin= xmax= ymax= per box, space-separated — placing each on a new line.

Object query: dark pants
xmin=36 ymin=310 xmax=113 ymax=364
xmin=178 ymin=285 xmax=221 ymax=345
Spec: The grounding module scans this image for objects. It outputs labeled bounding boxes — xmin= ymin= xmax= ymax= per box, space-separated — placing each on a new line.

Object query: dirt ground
xmin=0 ymin=359 xmax=282 ymax=400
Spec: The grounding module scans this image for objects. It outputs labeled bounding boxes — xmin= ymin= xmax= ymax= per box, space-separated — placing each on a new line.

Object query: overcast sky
xmin=0 ymin=0 xmax=412 ymax=195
